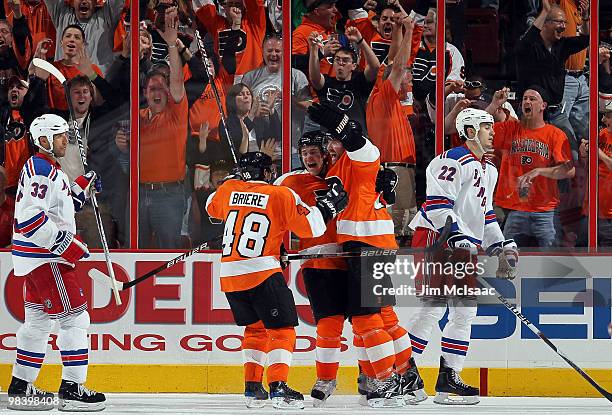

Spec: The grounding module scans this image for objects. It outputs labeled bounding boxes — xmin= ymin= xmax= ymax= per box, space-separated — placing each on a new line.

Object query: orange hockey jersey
xmin=274 ymin=170 xmax=347 ymax=270
xmin=206 ymin=179 xmax=327 ymax=292
xmin=326 ymin=139 xmax=397 ymax=249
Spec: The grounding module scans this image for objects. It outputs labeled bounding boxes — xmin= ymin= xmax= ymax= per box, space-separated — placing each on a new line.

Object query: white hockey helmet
xmin=29 ymin=114 xmax=69 ymax=154
xmin=456 ymin=108 xmax=494 ymax=141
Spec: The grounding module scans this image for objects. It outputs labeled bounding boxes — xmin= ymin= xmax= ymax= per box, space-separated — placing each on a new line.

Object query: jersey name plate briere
xmin=229 ymin=191 xmax=269 ymax=209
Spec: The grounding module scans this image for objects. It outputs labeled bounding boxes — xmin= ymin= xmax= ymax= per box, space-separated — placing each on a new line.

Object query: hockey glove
xmin=376 ymin=167 xmax=398 ymax=206
xmin=50 ymin=231 xmax=90 ymax=264
xmin=447 ymin=232 xmax=478 ymax=255
xmin=315 ymin=179 xmax=349 ymax=223
xmin=487 ymin=239 xmax=518 ymax=280
xmin=71 ymin=171 xmax=102 ymax=211
xmin=308 ymin=102 xmax=350 ymax=136
xmin=280 ymin=243 xmax=289 ymax=270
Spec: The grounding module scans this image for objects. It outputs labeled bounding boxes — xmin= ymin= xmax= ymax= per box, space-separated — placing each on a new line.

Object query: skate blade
xmin=245 ymin=397 xmax=267 ymax=408
xmin=367 ymin=396 xmax=405 ymax=408
xmin=271 ymin=397 xmax=305 ymax=410
xmin=404 ymin=388 xmax=428 ymax=404
xmin=433 ymin=392 xmax=479 ymax=405
xmin=59 ymin=399 xmax=106 ymax=412
xmin=312 ymin=398 xmax=327 ymax=408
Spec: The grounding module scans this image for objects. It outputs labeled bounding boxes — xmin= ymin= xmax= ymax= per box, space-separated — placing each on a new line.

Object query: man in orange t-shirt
xmin=138 ymin=8 xmax=187 ymax=248
xmin=578 ymin=108 xmax=612 ymax=247
xmin=493 ymin=87 xmax=575 ymax=248
xmin=367 ymin=16 xmax=416 ymax=243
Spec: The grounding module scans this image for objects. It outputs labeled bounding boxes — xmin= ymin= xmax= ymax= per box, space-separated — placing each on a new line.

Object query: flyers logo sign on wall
xmin=1 ymin=253 xmax=611 ymax=367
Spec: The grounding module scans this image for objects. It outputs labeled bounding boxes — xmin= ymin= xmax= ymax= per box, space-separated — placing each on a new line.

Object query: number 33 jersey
xmin=12 ymin=154 xmax=77 ymax=276
xmin=409 ymin=145 xmax=504 ymax=250
xmin=206 ymin=179 xmax=327 ymax=292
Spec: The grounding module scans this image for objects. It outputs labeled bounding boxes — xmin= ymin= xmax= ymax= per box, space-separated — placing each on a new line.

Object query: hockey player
xmin=407 ymin=108 xmax=519 ymax=405
xmin=307 ymin=103 xmax=420 ymax=408
xmin=8 ymin=113 xmax=105 ymax=411
xmin=205 ymin=151 xmax=348 ymax=409
xmin=274 ymin=131 xmax=350 ymax=406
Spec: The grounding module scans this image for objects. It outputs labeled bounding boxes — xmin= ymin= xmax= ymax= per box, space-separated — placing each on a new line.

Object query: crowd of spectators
xmin=0 ymin=0 xmax=609 ymax=250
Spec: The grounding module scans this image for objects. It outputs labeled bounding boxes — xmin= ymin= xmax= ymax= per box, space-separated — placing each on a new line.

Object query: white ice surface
xmin=2 ymin=394 xmax=611 ymax=414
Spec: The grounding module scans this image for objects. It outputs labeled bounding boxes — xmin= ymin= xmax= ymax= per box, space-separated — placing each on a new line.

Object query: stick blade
xmin=88 ymin=268 xmax=124 ymax=291
xmin=32 ymin=58 xmax=67 ymax=84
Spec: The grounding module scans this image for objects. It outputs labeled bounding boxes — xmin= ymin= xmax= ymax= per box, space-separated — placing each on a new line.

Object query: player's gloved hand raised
xmin=487 ymin=239 xmax=518 ymax=280
xmin=74 ymin=171 xmax=102 ymax=197
xmin=308 ymin=102 xmax=350 ymax=136
xmin=376 ymin=167 xmax=398 ymax=206
xmin=315 ymin=177 xmax=348 ymax=223
xmin=447 ymin=231 xmax=478 ymax=255
xmin=50 ymin=230 xmax=90 ymax=264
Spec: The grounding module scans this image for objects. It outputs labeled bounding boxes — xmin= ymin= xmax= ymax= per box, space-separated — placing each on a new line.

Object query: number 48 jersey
xmin=409 ymin=145 xmax=504 ymax=250
xmin=206 ymin=179 xmax=327 ymax=293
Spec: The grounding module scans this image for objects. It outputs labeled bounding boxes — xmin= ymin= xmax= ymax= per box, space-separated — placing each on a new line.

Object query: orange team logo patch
xmin=297 ymin=205 xmax=310 ymax=216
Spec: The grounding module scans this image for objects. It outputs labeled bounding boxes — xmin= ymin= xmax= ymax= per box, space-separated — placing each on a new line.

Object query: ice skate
xmin=7 ymin=376 xmax=55 ymax=411
xmin=58 ymin=380 xmax=106 ymax=412
xmin=244 ymin=381 xmax=268 ymax=408
xmin=269 ymin=381 xmax=305 ymax=409
xmin=310 ymin=378 xmax=336 ymax=407
xmin=366 ymin=372 xmax=405 ymax=408
xmin=401 ymin=357 xmax=428 ymax=404
xmin=433 ymin=357 xmax=479 ymax=405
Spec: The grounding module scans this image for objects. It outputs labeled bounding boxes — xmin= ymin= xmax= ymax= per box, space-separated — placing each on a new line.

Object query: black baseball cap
xmin=304 ymin=0 xmax=337 ymax=12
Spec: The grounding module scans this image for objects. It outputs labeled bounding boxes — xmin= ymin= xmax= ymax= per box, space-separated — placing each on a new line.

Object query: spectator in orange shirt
xmin=138 ymin=7 xmax=188 ymax=248
xmin=492 ymin=86 xmax=575 ymax=248
xmin=194 ymin=0 xmax=266 ymax=84
xmin=292 ymin=0 xmax=340 ymax=78
xmin=577 ymin=98 xmax=612 ymax=247
xmin=3 ymin=0 xmax=55 ymax=60
xmin=366 ymin=16 xmax=417 ymax=244
xmin=44 ymin=25 xmax=103 ymax=111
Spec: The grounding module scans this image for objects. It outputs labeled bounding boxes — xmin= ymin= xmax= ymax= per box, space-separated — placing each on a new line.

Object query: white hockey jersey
xmin=12 ymin=153 xmax=78 ymax=276
xmin=409 ymin=145 xmax=504 ymax=250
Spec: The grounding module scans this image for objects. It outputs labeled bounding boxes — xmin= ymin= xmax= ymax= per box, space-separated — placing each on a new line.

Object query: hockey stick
xmin=478 ymin=276 xmax=612 ymax=402
xmin=32 ymin=58 xmax=122 ymax=306
xmin=283 ymin=216 xmax=453 ymax=261
xmin=87 ymin=233 xmax=223 ymax=290
xmin=193 ymin=30 xmax=238 ymax=165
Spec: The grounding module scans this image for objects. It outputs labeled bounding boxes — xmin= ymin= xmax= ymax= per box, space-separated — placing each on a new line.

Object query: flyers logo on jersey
xmin=521 ymin=155 xmax=533 ymax=165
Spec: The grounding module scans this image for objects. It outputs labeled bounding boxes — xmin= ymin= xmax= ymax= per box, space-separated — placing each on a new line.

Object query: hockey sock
xmin=315 ymin=315 xmax=344 ymax=380
xmin=353 ymin=334 xmax=375 ymax=378
xmin=266 ymin=327 xmax=296 ymax=384
xmin=441 ymin=301 xmax=476 ymax=372
xmin=13 ymin=309 xmax=53 ymax=383
xmin=242 ymin=321 xmax=268 ymax=383
xmin=57 ymin=311 xmax=90 ymax=384
xmin=407 ymin=298 xmax=447 ymax=356
xmin=352 ymin=313 xmax=395 ymax=380
xmin=381 ymin=306 xmax=412 ymax=374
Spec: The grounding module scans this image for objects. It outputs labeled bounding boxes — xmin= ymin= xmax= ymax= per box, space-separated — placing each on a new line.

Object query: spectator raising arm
xmin=308 ymin=31 xmax=325 ymax=90
xmin=159 ymin=7 xmax=184 ymax=103
xmin=345 ymin=26 xmax=379 ymax=83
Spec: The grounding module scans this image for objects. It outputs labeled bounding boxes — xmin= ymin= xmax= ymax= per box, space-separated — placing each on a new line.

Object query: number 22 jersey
xmin=409 ymin=145 xmax=504 ymax=250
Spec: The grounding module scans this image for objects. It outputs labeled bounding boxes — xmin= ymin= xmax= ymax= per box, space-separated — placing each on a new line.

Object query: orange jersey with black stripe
xmin=326 ymin=139 xmax=397 ymax=248
xmin=367 ymin=79 xmax=416 ymax=164
xmin=188 ymin=78 xmax=228 ymax=141
xmin=274 ymin=170 xmax=347 ymax=271
xmin=1 ymin=110 xmax=31 ymax=189
xmin=195 ymin=0 xmax=266 ymax=79
xmin=206 ymin=179 xmax=327 ymax=292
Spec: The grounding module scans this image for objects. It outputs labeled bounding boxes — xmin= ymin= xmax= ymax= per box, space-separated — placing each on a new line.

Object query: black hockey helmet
xmin=238 ymin=151 xmax=273 ymax=182
xmin=298 ymin=130 xmax=331 ymax=154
